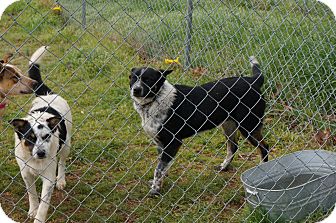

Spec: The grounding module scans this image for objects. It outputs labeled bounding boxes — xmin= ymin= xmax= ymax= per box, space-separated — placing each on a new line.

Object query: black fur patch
xmin=14 ymin=122 xmax=35 ymax=141
xmin=31 ymin=106 xmax=67 ymax=150
xmin=13 ymin=122 xmax=36 ymax=151
xmin=28 ymin=64 xmax=53 ymax=96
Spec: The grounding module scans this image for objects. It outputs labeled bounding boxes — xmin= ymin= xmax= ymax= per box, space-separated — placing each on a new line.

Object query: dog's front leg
xmin=34 ymin=176 xmax=55 ymax=223
xmin=150 ymin=139 xmax=182 ymax=195
xmin=56 ymin=144 xmax=70 ymax=190
xmin=150 ymin=160 xmax=169 ymax=195
xmin=21 ymin=171 xmax=39 ymax=219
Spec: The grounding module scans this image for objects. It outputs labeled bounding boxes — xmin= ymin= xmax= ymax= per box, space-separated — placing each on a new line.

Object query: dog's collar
xmin=0 ymin=102 xmax=7 ymax=109
xmin=137 ymin=96 xmax=157 ymax=107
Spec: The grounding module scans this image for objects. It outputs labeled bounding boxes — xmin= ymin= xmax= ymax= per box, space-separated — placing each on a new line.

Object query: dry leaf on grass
xmin=314 ymin=129 xmax=334 ymax=146
xmin=191 ymin=67 xmax=208 ymax=76
xmin=283 ymin=103 xmax=293 ymax=111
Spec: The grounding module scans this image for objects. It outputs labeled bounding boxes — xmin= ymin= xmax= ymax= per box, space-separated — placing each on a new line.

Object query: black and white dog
xmin=10 ymin=46 xmax=72 ymax=223
xmin=130 ymin=57 xmax=269 ymax=195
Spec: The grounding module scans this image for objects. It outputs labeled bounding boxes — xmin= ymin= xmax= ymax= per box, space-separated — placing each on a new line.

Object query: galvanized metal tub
xmin=241 ymin=150 xmax=336 ymax=221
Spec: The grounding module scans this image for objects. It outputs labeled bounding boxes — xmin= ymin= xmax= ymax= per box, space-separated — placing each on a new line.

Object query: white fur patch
xmin=249 ymin=56 xmax=259 ymax=66
xmin=133 ymin=81 xmax=177 ymax=139
xmin=29 ymin=46 xmax=49 ymax=65
xmin=14 ymin=94 xmax=72 ymax=173
xmin=31 ymin=94 xmax=71 ymax=118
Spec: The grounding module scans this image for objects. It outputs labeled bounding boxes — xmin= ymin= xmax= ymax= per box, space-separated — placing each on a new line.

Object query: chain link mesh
xmin=0 ymin=0 xmax=335 ymax=222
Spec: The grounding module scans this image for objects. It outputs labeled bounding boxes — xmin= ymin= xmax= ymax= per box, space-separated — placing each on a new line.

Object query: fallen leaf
xmin=191 ymin=67 xmax=208 ymax=76
xmin=315 ymin=130 xmax=325 ymax=145
xmin=314 ymin=129 xmax=333 ymax=146
xmin=271 ymin=83 xmax=282 ymax=99
xmin=283 ymin=103 xmax=293 ymax=111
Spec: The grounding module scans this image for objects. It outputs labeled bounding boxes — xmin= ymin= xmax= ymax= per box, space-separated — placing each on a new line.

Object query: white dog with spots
xmin=9 ymin=46 xmax=72 ymax=223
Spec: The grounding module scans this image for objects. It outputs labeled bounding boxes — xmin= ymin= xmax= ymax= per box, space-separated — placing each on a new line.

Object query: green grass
xmin=0 ymin=0 xmax=335 ymax=222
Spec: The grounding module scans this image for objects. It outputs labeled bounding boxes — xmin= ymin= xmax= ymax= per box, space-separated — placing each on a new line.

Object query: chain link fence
xmin=0 ymin=0 xmax=335 ymax=222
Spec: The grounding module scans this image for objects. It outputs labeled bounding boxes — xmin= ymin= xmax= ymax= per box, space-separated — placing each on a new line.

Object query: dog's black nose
xmin=133 ymin=87 xmax=142 ymax=96
xmin=36 ymin=150 xmax=46 ymax=158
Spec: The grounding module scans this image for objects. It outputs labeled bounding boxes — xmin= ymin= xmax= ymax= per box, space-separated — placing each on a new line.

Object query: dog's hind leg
xmin=150 ymin=139 xmax=182 ymax=195
xmin=217 ymin=120 xmax=238 ymax=171
xmin=21 ymin=172 xmax=39 ymax=219
xmin=240 ymin=126 xmax=269 ymax=163
xmin=56 ymin=141 xmax=70 ymax=190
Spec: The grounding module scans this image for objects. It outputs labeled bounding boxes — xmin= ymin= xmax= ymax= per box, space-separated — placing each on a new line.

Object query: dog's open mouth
xmin=20 ymin=89 xmax=33 ymax=94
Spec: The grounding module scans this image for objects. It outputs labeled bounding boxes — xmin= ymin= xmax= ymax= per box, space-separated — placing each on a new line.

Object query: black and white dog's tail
xmin=28 ymin=46 xmax=53 ymax=96
xmin=249 ymin=56 xmax=264 ymax=88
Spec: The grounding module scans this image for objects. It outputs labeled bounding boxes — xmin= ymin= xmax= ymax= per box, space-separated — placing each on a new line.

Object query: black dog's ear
xmin=130 ymin=68 xmax=137 ymax=79
xmin=159 ymin=69 xmax=173 ymax=77
xmin=46 ymin=117 xmax=61 ymax=131
xmin=9 ymin=119 xmax=29 ymax=133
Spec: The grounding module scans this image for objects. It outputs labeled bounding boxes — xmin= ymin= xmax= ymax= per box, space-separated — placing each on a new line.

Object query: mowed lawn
xmin=0 ymin=0 xmax=335 ymax=222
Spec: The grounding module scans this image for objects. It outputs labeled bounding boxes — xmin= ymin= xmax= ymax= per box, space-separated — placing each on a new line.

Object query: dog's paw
xmin=56 ymin=178 xmax=66 ymax=190
xmin=28 ymin=208 xmax=38 ymax=219
xmin=214 ymin=165 xmax=229 ymax=172
xmin=33 ymin=218 xmax=45 ymax=223
xmin=149 ymin=189 xmax=161 ymax=196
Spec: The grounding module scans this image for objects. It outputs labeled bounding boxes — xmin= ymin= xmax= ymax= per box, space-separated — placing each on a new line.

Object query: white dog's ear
xmin=46 ymin=117 xmax=61 ymax=131
xmin=9 ymin=119 xmax=29 ymax=133
xmin=159 ymin=69 xmax=173 ymax=77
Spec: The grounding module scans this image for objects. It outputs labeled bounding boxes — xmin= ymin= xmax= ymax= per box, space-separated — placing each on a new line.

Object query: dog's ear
xmin=130 ymin=68 xmax=137 ymax=79
xmin=2 ymin=53 xmax=13 ymax=64
xmin=131 ymin=68 xmax=138 ymax=74
xmin=9 ymin=119 xmax=29 ymax=133
xmin=46 ymin=117 xmax=61 ymax=131
xmin=159 ymin=69 xmax=173 ymax=77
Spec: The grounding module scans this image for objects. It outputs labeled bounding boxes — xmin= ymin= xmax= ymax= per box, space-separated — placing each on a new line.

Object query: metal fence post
xmin=184 ymin=0 xmax=193 ymax=69
xmin=82 ymin=0 xmax=86 ymax=29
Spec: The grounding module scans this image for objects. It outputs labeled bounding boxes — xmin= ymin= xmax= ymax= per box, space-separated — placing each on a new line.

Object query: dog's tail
xmin=28 ymin=46 xmax=53 ymax=96
xmin=249 ymin=56 xmax=264 ymax=88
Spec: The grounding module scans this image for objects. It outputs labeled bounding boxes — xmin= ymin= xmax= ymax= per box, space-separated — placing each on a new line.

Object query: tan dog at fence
xmin=0 ymin=53 xmax=38 ymax=117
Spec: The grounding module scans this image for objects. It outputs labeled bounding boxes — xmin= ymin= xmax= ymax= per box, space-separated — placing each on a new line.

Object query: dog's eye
xmin=25 ymin=136 xmax=36 ymax=144
xmin=42 ymin=134 xmax=51 ymax=141
xmin=24 ymin=140 xmax=34 ymax=146
xmin=26 ymin=133 xmax=36 ymax=142
xmin=141 ymin=77 xmax=149 ymax=82
xmin=131 ymin=75 xmax=138 ymax=81
xmin=11 ymin=76 xmax=19 ymax=83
